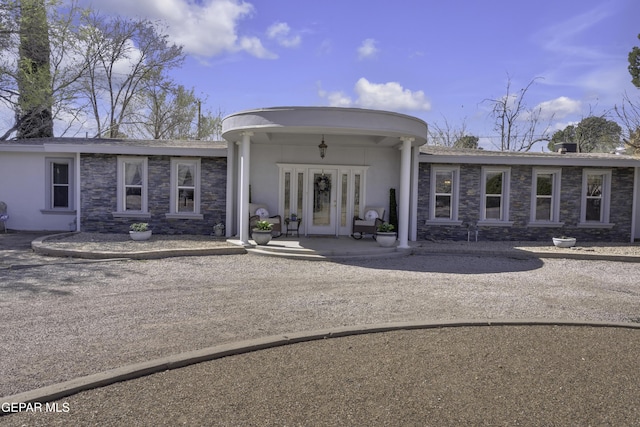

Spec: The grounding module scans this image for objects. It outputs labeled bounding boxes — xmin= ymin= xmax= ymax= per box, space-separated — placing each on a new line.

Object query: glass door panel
xmin=308 ymin=169 xmax=337 ymax=235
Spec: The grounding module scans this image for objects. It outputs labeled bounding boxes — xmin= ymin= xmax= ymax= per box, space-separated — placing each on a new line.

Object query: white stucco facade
xmin=0 ymin=149 xmax=77 ymax=231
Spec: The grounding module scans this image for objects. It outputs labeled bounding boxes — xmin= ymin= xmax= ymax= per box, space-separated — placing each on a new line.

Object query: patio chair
xmin=249 ymin=203 xmax=282 ymax=237
xmin=351 ymin=206 xmax=385 ymax=239
xmin=0 ymin=201 xmax=7 ymax=233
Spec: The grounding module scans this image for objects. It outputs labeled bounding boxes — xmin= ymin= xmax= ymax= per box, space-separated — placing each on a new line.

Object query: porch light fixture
xmin=318 ymin=135 xmax=327 ymax=159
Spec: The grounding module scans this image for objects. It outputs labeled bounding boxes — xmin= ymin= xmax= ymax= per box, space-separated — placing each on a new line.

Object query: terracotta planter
xmin=552 ymin=237 xmax=576 ymax=248
xmin=375 ymin=232 xmax=397 ymax=247
xmin=129 ymin=230 xmax=152 ymax=241
xmin=252 ymin=229 xmax=273 ymax=245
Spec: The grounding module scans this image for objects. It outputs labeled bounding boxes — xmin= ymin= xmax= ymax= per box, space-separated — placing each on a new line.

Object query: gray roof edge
xmin=419 ymin=150 xmax=640 ymax=167
xmin=0 ymin=137 xmax=228 ymax=156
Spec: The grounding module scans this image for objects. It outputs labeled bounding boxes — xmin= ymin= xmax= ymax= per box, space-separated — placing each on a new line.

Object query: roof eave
xmin=419 ymin=153 xmax=640 ymax=167
xmin=41 ymin=144 xmax=228 ymax=157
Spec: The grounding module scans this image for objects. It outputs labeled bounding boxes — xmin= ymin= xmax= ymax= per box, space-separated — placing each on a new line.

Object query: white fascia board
xmin=419 ymin=154 xmax=640 ymax=168
xmin=0 ymin=144 xmax=46 ymax=152
xmin=42 ymin=144 xmax=227 ymax=157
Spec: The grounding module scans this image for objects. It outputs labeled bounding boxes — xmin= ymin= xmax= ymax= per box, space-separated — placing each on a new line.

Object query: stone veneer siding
xmin=81 ymin=154 xmax=226 ymax=235
xmin=418 ymin=163 xmax=634 ymax=242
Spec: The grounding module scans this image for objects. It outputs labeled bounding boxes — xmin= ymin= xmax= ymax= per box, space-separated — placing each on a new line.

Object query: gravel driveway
xmin=1 ymin=240 xmax=640 ymax=425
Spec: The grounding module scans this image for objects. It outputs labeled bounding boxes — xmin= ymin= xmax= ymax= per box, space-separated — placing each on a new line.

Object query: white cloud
xmin=266 ymin=22 xmax=301 ymax=48
xmin=357 ymin=39 xmax=378 ymax=60
xmin=319 ymin=78 xmax=431 ymax=112
xmin=238 ymin=36 xmax=277 ymax=59
xmin=327 ymin=91 xmax=353 ymax=108
xmin=354 ymin=78 xmax=431 ymax=111
xmin=534 ymin=96 xmax=582 ymax=120
xmin=76 ymin=0 xmax=277 ymax=59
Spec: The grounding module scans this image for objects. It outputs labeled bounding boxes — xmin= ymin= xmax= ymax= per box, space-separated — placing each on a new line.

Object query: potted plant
xmin=552 ymin=235 xmax=576 ymax=248
xmin=213 ymin=222 xmax=225 ymax=237
xmin=375 ymin=222 xmax=397 ymax=247
xmin=252 ymin=220 xmax=273 ymax=245
xmin=129 ymin=222 xmax=152 ymax=241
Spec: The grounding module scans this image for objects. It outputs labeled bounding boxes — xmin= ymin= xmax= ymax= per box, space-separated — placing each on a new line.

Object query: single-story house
xmin=1 ymin=106 xmax=639 ymax=244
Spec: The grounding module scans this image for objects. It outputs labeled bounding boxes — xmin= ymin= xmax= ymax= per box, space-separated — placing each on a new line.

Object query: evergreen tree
xmin=17 ymin=0 xmax=53 ymax=138
xmin=629 ymin=34 xmax=640 ymax=89
xmin=389 ymin=188 xmax=398 ymax=230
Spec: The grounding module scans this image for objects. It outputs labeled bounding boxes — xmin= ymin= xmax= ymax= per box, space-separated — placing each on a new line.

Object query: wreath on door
xmin=315 ymin=174 xmax=331 ymax=193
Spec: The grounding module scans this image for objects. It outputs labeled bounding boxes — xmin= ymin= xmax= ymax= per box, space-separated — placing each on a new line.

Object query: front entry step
xmin=245 ymin=237 xmax=411 ymax=260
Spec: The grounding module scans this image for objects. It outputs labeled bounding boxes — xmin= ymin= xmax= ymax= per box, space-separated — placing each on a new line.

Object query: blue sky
xmin=77 ymin=0 xmax=637 ymax=148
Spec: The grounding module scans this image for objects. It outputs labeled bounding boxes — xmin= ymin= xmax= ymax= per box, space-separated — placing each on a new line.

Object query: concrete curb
xmin=412 ymin=247 xmax=640 ymax=263
xmin=3 ymin=319 xmax=639 ymax=409
xmin=31 ymin=233 xmax=247 ymax=260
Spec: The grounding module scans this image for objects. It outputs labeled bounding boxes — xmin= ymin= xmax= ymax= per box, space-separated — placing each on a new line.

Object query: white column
xmin=238 ymin=132 xmax=253 ymax=245
xmin=410 ymin=145 xmax=419 ymax=241
xmin=75 ymin=152 xmax=81 ymax=231
xmin=398 ymin=137 xmax=414 ymax=249
xmin=225 ymin=139 xmax=235 ymax=238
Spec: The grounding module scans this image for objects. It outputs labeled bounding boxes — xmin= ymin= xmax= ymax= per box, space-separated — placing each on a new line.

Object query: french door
xmin=279 ymin=165 xmax=366 ymax=236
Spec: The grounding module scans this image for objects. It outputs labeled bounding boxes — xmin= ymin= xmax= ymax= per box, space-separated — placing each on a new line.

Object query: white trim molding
xmin=579 ymin=169 xmax=613 ymax=227
xmin=115 ymin=156 xmax=149 ymax=216
xmin=528 ymin=168 xmax=564 ymax=227
xmin=42 ymin=157 xmax=75 ymax=214
xmin=426 ymin=165 xmax=461 ymax=225
xmin=479 ymin=166 xmax=512 ymax=226
xmin=166 ymin=157 xmax=203 ymax=220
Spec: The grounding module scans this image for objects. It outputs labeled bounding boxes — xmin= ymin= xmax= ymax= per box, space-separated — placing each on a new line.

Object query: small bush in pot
xmin=375 ymin=222 xmax=397 ymax=247
xmin=252 ymin=220 xmax=273 ymax=245
xmin=129 ymin=222 xmax=152 ymax=241
xmin=254 ymin=220 xmax=273 ymax=231
xmin=130 ymin=222 xmax=149 ymax=232
xmin=377 ymin=222 xmax=395 ymax=233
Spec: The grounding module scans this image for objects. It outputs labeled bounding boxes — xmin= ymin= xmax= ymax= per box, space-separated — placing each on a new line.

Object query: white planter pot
xmin=252 ymin=229 xmax=273 ymax=246
xmin=376 ymin=232 xmax=397 ymax=247
xmin=129 ymin=230 xmax=152 ymax=241
xmin=552 ymin=237 xmax=576 ymax=248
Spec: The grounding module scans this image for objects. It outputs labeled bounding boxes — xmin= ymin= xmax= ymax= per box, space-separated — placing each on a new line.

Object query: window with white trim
xmin=530 ymin=168 xmax=562 ymax=224
xmin=45 ymin=158 xmax=74 ymax=211
xmin=480 ymin=166 xmax=511 ymax=223
xmin=169 ymin=158 xmax=201 ymax=216
xmin=117 ymin=157 xmax=148 ymax=213
xmin=428 ymin=166 xmax=460 ymax=222
xmin=581 ymin=169 xmax=612 ymax=225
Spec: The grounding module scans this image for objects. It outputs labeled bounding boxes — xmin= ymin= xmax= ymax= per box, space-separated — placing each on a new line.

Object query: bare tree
xmin=428 ymin=116 xmax=469 ymax=147
xmin=1 ymin=2 xmax=217 ymax=141
xmin=124 ymin=78 xmax=223 ymax=140
xmin=615 ymin=92 xmax=640 ymax=154
xmin=484 ymin=75 xmax=552 ymax=151
xmin=0 ymin=0 xmax=91 ymax=139
xmin=78 ymin=12 xmax=184 ymax=138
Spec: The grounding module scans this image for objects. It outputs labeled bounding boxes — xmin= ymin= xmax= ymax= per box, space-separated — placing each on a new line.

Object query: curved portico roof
xmin=221 ymin=106 xmax=428 ymax=147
